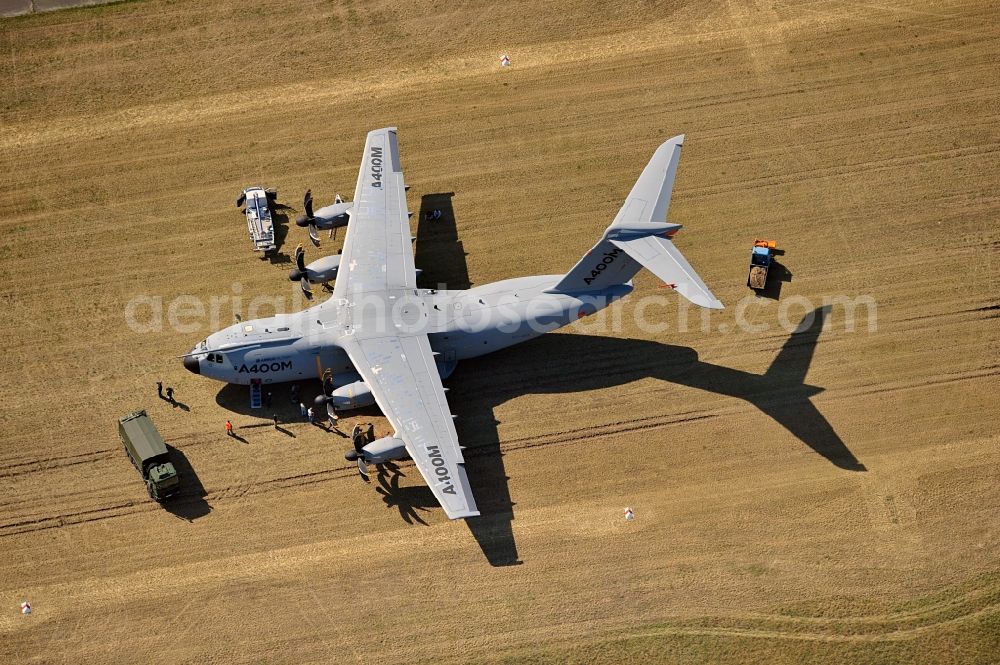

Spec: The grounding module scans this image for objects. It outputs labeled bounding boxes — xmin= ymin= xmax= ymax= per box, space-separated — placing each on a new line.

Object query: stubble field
xmin=1 ymin=0 xmax=998 ymax=662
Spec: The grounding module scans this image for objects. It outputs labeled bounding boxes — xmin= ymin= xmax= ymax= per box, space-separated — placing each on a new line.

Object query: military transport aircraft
xmin=183 ymin=127 xmax=723 ymax=519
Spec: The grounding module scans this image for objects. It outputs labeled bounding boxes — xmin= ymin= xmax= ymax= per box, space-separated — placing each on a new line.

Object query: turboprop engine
xmin=295 ymin=189 xmax=352 ymax=246
xmin=345 ymin=435 xmax=407 ymax=464
xmin=289 ymin=245 xmax=340 ymax=300
xmin=330 ymin=381 xmax=375 ymax=411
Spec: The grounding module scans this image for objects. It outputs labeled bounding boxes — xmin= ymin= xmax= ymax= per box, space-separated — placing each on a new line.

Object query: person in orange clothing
xmin=225 ymin=420 xmax=234 ymax=437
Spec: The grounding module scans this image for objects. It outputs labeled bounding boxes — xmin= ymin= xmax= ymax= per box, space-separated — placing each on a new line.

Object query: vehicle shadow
xmin=163 ymin=444 xmax=211 ymax=521
xmin=450 ymin=305 xmax=863 ymax=475
xmin=268 ymin=202 xmax=294 ymax=265
xmin=756 ymin=259 xmax=792 ymax=301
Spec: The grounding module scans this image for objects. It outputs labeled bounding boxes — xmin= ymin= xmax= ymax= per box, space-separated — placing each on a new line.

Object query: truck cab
xmin=748 ymin=239 xmax=777 ymax=291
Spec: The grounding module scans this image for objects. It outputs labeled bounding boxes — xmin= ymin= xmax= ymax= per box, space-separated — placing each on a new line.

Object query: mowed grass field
xmin=1 ymin=0 xmax=999 ymax=662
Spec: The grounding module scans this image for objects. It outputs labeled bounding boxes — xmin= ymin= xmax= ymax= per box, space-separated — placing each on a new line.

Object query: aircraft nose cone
xmin=288 ymin=269 xmax=303 ymax=282
xmin=183 ymin=355 xmax=200 ymax=375
xmin=295 ymin=215 xmax=310 ymax=227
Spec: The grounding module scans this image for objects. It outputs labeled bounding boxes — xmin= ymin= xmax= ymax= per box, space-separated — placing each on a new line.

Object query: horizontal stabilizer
xmin=610 ymin=235 xmax=723 ymax=309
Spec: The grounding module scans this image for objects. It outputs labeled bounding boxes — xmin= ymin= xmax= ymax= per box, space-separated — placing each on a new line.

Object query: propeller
xmin=289 ymin=244 xmax=313 ymax=300
xmin=323 ymin=369 xmax=335 ymax=400
xmin=352 ymin=426 xmax=367 ymax=455
xmin=351 ymin=424 xmax=370 ymax=481
xmin=313 ymin=369 xmax=335 ymax=413
xmin=305 ymin=190 xmax=321 ymax=247
xmin=295 ymin=189 xmax=322 ymax=247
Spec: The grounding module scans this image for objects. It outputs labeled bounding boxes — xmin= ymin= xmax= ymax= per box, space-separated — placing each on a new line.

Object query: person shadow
xmin=163 ymin=444 xmax=211 ymax=521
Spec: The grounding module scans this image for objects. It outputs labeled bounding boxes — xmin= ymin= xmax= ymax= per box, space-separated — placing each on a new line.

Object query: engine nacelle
xmin=332 ymin=381 xmax=375 ymax=411
xmin=289 ymin=254 xmax=340 ymax=284
xmin=362 ymin=436 xmax=408 ymax=463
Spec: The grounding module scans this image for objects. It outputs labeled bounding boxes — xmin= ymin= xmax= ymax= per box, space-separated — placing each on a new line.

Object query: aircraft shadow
xmin=416 ymin=193 xmax=520 ymax=565
xmin=415 ymin=192 xmax=472 ymax=290
xmin=163 ymin=444 xmax=211 ymax=521
xmin=216 ymin=380 xmax=321 ymax=421
xmin=449 ymin=305 xmax=864 ymax=479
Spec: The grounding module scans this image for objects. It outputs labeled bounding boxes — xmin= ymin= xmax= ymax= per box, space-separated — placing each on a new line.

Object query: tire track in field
xmin=0 ymin=4 xmax=909 ymax=152
xmin=598 ymin=575 xmax=1000 ymax=644
xmin=0 ymin=431 xmax=203 ymax=479
xmin=686 ymin=141 xmax=1000 ymax=198
xmin=482 ymin=574 xmax=1000 ymax=660
xmin=2 ymin=365 xmax=995 ymax=539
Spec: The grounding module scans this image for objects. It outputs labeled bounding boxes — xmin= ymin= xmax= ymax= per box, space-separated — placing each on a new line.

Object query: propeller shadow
xmin=374 ymin=462 xmax=435 ymax=526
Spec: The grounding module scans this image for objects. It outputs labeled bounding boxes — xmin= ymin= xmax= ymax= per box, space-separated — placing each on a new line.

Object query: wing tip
xmin=663 ymin=133 xmax=684 ymax=148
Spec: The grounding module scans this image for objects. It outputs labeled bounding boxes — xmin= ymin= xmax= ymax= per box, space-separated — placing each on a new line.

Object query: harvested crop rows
xmin=1 ymin=0 xmax=998 ymax=662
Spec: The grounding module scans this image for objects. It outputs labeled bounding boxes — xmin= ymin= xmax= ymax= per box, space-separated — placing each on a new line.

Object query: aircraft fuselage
xmin=185 ymin=275 xmax=633 ymax=385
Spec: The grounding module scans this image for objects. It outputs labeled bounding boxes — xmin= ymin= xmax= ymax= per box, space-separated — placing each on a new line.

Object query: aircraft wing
xmin=333 ymin=127 xmax=416 ymax=297
xmin=339 ymin=334 xmax=480 ymax=519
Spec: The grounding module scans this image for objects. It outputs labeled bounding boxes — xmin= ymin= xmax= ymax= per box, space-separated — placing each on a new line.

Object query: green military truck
xmin=118 ymin=410 xmax=180 ymax=501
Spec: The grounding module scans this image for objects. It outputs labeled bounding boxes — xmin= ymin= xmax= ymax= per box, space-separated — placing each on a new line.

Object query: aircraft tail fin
xmin=548 ymin=135 xmax=723 ymax=309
